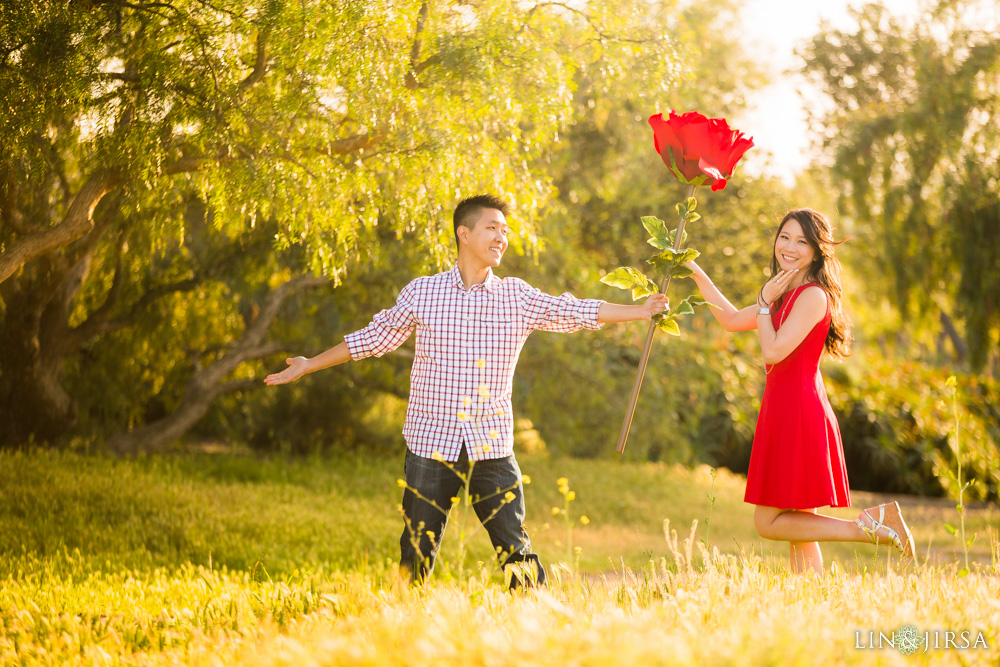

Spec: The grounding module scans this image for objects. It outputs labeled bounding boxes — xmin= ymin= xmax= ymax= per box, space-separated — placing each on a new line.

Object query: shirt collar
xmin=449 ymin=265 xmax=499 ymax=292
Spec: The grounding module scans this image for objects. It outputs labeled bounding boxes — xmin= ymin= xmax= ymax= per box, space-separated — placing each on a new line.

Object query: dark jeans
xmin=399 ymin=447 xmax=545 ymax=589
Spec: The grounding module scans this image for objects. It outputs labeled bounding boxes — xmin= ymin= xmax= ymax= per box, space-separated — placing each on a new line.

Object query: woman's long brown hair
xmin=769 ymin=208 xmax=853 ymax=359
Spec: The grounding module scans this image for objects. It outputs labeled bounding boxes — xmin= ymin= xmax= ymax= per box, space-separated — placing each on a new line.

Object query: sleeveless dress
xmin=743 ymin=283 xmax=851 ymax=509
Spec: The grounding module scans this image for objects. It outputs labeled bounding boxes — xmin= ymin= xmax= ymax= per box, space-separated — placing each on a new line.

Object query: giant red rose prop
xmin=649 ymin=111 xmax=754 ymax=192
xmin=605 ymin=110 xmax=753 ymax=453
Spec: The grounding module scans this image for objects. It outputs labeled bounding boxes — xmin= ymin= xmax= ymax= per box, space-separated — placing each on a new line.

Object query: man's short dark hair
xmin=453 ymin=194 xmax=509 ymax=251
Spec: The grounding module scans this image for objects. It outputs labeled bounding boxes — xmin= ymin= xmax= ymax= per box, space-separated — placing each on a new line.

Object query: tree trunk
xmin=0 ymin=265 xmax=77 ymax=446
xmin=105 ymin=378 xmax=261 ymax=454
xmin=940 ymin=309 xmax=968 ymax=364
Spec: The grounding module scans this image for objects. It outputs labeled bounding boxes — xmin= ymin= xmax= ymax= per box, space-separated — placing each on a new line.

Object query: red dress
xmin=743 ymin=283 xmax=851 ymax=509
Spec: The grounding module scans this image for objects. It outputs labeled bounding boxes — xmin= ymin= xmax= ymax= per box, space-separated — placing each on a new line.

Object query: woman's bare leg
xmin=754 ymin=505 xmax=868 ymax=543
xmin=754 ymin=503 xmax=914 ymax=570
xmin=790 ymin=541 xmax=824 ymax=574
xmin=755 ymin=505 xmax=870 ymax=573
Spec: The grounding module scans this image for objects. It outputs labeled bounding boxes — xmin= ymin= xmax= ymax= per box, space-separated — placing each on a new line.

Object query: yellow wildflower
xmin=566 ymin=490 xmax=576 ymax=501
xmin=946 ymin=375 xmax=958 ymax=387
xmin=483 ymin=443 xmax=491 ymax=453
xmin=551 ymin=507 xmax=561 ymax=516
xmin=497 ymin=408 xmax=505 ymax=416
xmin=431 ymin=451 xmax=444 ymax=461
xmin=522 ymin=475 xmax=531 ymax=485
xmin=580 ymin=515 xmax=590 ymax=525
xmin=489 ymin=429 xmax=498 ymax=440
xmin=476 ymin=359 xmax=486 ymax=369
xmin=457 ymin=411 xmax=469 ymax=422
xmin=557 ymin=477 xmax=568 ymax=487
xmin=504 ymin=491 xmax=516 ymax=502
xmin=396 ymin=479 xmax=407 ymax=488
xmin=462 ymin=396 xmax=472 ymax=408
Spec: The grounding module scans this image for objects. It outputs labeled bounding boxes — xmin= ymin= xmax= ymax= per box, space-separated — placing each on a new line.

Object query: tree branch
xmin=203 ymin=275 xmax=327 ymax=382
xmin=162 ymin=151 xmax=228 ymax=174
xmin=0 ymin=168 xmax=27 ymax=235
xmin=0 ymin=170 xmax=119 ymax=285
xmin=517 ymin=1 xmax=653 ymax=43
xmin=404 ymin=2 xmax=430 ymax=90
xmin=317 ymin=132 xmax=389 ymax=156
xmin=68 ymin=230 xmax=270 ymax=347
xmin=106 ymin=276 xmax=326 ymax=454
xmin=31 ymin=133 xmax=73 ymax=209
xmin=61 ymin=228 xmax=130 ymax=349
xmin=238 ymin=25 xmax=271 ymax=93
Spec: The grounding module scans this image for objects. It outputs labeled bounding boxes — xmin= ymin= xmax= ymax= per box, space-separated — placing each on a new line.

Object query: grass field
xmin=1 ymin=448 xmax=997 ymax=665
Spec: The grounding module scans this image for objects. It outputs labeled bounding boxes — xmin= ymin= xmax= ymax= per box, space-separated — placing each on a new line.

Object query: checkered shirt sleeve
xmin=344 ymin=282 xmax=417 ymax=360
xmin=516 ymin=280 xmax=603 ymax=332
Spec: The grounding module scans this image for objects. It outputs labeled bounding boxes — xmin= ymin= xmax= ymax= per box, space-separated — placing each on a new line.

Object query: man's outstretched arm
xmin=264 ymin=341 xmax=352 ymax=385
xmin=266 ymin=280 xmax=419 ymax=386
xmin=597 ymin=293 xmax=669 ymax=323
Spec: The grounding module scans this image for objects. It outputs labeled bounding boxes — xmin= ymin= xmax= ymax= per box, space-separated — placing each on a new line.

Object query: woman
xmin=688 ymin=208 xmax=914 ymax=574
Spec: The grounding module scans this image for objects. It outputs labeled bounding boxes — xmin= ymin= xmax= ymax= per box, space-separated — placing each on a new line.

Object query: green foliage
xmin=600 ymin=267 xmax=657 ymax=301
xmin=823 ymin=355 xmax=1000 ymax=502
xmin=601 ymin=194 xmax=717 ymax=343
xmin=496 ymin=0 xmax=792 ymax=461
xmin=0 ymin=0 xmax=689 ymax=447
xmin=801 ymin=0 xmax=1000 ymax=370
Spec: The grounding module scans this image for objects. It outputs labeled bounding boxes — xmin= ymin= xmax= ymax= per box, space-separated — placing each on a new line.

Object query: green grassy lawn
xmin=1 ymin=448 xmax=996 ymax=579
xmin=1 ymin=448 xmax=997 ymax=665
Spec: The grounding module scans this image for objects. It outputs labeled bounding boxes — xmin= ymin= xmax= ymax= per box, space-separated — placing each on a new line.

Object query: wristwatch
xmin=757 ymin=305 xmax=771 ymax=316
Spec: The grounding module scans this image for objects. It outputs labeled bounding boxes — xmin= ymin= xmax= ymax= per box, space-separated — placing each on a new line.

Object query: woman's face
xmin=774 ymin=217 xmax=817 ymax=273
xmin=774 ymin=218 xmax=816 ymax=272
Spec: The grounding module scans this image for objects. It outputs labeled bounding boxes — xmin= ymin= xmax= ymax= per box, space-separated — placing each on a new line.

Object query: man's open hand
xmin=264 ymin=356 xmax=310 ymax=385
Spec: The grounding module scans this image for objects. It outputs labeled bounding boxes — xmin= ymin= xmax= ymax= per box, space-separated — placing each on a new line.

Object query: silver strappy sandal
xmin=856 ymin=501 xmax=915 ymax=558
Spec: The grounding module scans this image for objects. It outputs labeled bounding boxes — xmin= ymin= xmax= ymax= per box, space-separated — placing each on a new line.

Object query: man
xmin=265 ymin=194 xmax=668 ymax=587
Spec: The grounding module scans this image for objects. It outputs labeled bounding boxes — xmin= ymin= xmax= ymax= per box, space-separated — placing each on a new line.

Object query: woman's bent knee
xmin=753 ymin=506 xmax=781 ymax=540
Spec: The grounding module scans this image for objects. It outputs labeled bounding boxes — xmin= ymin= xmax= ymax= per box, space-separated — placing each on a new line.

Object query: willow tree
xmin=0 ymin=0 xmax=680 ymax=448
xmin=801 ymin=0 xmax=1000 ymax=370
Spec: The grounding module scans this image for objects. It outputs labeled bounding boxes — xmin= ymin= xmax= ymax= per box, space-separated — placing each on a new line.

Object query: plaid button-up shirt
xmin=344 ymin=266 xmax=603 ymax=462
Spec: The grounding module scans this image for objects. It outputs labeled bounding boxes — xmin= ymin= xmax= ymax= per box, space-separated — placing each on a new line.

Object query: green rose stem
xmin=616 ymin=183 xmax=697 ymax=453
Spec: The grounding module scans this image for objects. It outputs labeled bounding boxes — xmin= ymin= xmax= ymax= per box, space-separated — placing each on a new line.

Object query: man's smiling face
xmin=459 ymin=208 xmax=508 ymax=268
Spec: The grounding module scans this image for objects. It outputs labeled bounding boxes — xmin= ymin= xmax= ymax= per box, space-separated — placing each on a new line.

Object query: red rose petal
xmin=649 ymin=110 xmax=754 ymax=189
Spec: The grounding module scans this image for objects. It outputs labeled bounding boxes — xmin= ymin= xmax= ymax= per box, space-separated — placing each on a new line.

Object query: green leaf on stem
xmin=600 ymin=267 xmax=657 ymax=300
xmin=647 ymin=247 xmax=700 ymax=273
xmin=641 ymin=216 xmax=669 ymax=240
xmin=670 ymin=264 xmax=695 ymax=279
xmin=672 ymin=299 xmax=695 ymax=318
xmin=967 ymin=534 xmax=977 ymax=547
xmin=683 ymin=211 xmax=701 ymax=223
xmin=647 ymin=228 xmax=690 ymax=250
xmin=674 ymin=202 xmax=686 ymax=217
xmin=653 ymin=314 xmax=680 ymax=335
xmin=686 ymin=294 xmax=721 ymax=309
xmin=685 ymin=196 xmax=697 ymax=211
xmin=958 ymin=567 xmax=970 ymax=577
xmin=944 ymin=523 xmax=957 ymax=535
